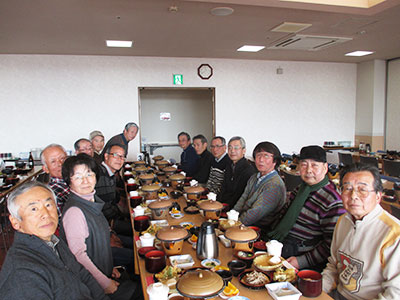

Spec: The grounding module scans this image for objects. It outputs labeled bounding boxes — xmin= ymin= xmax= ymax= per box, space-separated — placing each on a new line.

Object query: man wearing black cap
xmin=267 ymin=145 xmax=345 ymax=271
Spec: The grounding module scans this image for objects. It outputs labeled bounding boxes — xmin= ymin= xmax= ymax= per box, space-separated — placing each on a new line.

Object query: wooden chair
xmin=359 ymin=155 xmax=379 ymax=169
xmin=338 ymin=152 xmax=353 ymax=167
xmin=382 ymin=159 xmax=400 ymax=178
xmin=282 ymin=170 xmax=302 ymax=192
xmin=390 ymin=205 xmax=400 ymax=220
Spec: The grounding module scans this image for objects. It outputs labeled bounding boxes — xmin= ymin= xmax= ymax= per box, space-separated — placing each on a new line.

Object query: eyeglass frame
xmin=340 ymin=184 xmax=376 ymax=198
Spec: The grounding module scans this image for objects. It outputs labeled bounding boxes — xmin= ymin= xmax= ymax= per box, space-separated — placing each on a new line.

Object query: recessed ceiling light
xmin=106 ymin=40 xmax=133 ymax=48
xmin=345 ymin=50 xmax=374 ymax=57
xmin=237 ymin=45 xmax=265 ymax=52
xmin=210 ymin=7 xmax=234 ymax=16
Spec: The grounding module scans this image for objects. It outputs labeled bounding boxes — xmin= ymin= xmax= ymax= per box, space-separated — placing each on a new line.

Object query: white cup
xmin=147 ymin=282 xmax=169 ymax=300
xmin=130 ymin=191 xmax=139 ymax=197
xmin=266 ymin=240 xmax=283 ymax=257
xmin=227 ymin=210 xmax=239 ymax=221
xmin=140 ymin=233 xmax=155 ymax=247
xmin=133 ymin=206 xmax=145 ymax=217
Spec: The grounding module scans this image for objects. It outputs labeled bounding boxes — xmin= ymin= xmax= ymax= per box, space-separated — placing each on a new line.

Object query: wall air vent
xmin=267 ymin=34 xmax=352 ymax=51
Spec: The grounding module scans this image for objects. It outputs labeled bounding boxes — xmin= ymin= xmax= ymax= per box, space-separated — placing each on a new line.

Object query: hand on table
xmin=105 ymin=279 xmax=120 ymax=294
xmin=287 ymin=256 xmax=300 ymax=269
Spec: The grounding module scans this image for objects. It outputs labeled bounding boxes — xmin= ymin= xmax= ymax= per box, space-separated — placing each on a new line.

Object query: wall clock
xmin=197 ymin=64 xmax=213 ymax=80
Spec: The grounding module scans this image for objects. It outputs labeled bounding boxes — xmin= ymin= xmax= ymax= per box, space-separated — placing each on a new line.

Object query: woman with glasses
xmin=59 ymin=154 xmax=140 ymax=300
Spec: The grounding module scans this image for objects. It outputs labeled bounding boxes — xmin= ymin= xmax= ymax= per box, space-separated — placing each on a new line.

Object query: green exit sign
xmin=173 ymin=74 xmax=183 ymax=85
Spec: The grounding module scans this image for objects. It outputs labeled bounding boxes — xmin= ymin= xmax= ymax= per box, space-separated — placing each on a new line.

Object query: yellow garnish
xmin=223 ymin=282 xmax=239 ymax=296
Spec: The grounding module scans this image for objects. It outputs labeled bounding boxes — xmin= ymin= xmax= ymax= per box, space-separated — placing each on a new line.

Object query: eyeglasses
xmin=228 ymin=146 xmax=243 ymax=151
xmin=255 ymin=153 xmax=274 ymax=160
xmin=340 ymin=184 xmax=375 ymax=198
xmin=210 ymin=145 xmax=224 ymax=149
xmin=71 ymin=172 xmax=96 ymax=182
xmin=109 ymin=153 xmax=126 ymax=160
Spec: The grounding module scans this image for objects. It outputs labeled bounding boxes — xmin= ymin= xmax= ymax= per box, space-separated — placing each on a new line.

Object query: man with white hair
xmin=101 ymin=122 xmax=139 ymax=159
xmin=0 ymin=181 xmax=108 ymax=299
xmin=74 ymin=138 xmax=94 ymax=157
xmin=40 ymin=143 xmax=69 ymax=214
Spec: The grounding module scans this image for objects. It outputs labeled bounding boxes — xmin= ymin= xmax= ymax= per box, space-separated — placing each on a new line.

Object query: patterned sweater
xmin=233 ymin=170 xmax=286 ymax=228
xmin=206 ymin=153 xmax=231 ymax=194
xmin=286 ymin=181 xmax=345 ymax=269
xmin=323 ymin=205 xmax=400 ymax=300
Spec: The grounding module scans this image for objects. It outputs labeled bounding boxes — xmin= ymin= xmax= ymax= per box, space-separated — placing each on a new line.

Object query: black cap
xmin=299 ymin=145 xmax=327 ymax=163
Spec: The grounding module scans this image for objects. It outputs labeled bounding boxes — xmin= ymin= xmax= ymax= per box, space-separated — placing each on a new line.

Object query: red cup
xmin=145 ymin=250 xmax=166 ymax=273
xmin=134 ymin=215 xmax=150 ymax=232
xmin=297 ymin=269 xmax=322 ymax=297
xmin=130 ymin=196 xmax=143 ymax=208
xmin=127 ymin=183 xmax=138 ymax=192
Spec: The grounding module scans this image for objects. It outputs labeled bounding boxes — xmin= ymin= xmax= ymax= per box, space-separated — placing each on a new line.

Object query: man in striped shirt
xmin=268 ymin=145 xmax=345 ymax=271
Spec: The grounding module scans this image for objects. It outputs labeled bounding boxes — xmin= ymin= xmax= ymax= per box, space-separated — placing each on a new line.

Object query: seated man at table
xmin=206 ymin=136 xmax=231 ymax=195
xmin=74 ymin=138 xmax=94 ymax=157
xmin=323 ymin=163 xmax=400 ymax=300
xmin=90 ymin=130 xmax=105 ymax=164
xmin=192 ymin=134 xmax=213 ymax=183
xmin=218 ymin=136 xmax=256 ymax=209
xmin=233 ymin=141 xmax=286 ymax=229
xmin=101 ymin=122 xmax=139 ymax=158
xmin=0 ymin=181 xmax=108 ymax=300
xmin=39 ymin=143 xmax=70 ymax=215
xmin=267 ymin=145 xmax=345 ymax=271
xmin=178 ymin=131 xmax=199 ymax=177
xmin=96 ymin=143 xmax=132 ymax=237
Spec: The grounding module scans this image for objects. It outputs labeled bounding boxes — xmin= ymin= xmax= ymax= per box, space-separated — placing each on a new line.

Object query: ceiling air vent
xmin=267 ymin=34 xmax=352 ymax=51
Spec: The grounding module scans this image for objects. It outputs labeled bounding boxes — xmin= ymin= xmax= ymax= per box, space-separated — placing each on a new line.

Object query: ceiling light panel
xmin=106 ymin=40 xmax=133 ymax=48
xmin=345 ymin=50 xmax=374 ymax=56
xmin=237 ymin=45 xmax=265 ymax=52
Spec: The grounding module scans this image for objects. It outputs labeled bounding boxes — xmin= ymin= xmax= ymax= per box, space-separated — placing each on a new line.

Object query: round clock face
xmin=198 ymin=64 xmax=213 ymax=80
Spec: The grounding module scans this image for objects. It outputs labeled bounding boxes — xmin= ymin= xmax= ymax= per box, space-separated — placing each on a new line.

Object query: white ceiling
xmin=1 ymin=0 xmax=399 ymax=63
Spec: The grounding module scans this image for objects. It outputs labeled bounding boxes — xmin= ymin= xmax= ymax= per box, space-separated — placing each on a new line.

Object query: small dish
xmin=171 ymin=212 xmax=184 ymax=219
xmin=239 ymin=270 xmax=271 ymax=290
xmin=138 ymin=246 xmax=157 ymax=258
xmin=183 ymin=205 xmax=199 ymax=214
xmin=219 ymin=291 xmax=239 ymax=299
xmin=228 ymin=296 xmax=250 ymax=300
xmin=169 ymin=254 xmax=195 ymax=269
xmin=254 ymin=241 xmax=267 ymax=252
xmin=265 ymin=282 xmax=302 ymax=300
xmin=201 ymin=258 xmax=221 ymax=269
xmin=179 ymin=222 xmax=194 ymax=230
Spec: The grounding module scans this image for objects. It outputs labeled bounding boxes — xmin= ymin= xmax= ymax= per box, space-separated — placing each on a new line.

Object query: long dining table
xmin=125 ymin=174 xmax=333 ymax=300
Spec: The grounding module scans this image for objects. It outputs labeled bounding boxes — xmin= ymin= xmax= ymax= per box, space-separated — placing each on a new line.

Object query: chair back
xmin=390 ymin=205 xmax=400 ymax=220
xmin=338 ymin=152 xmax=353 ymax=167
xmin=382 ymin=159 xmax=400 ymax=178
xmin=282 ymin=170 xmax=302 ymax=192
xmin=359 ymin=155 xmax=379 ymax=168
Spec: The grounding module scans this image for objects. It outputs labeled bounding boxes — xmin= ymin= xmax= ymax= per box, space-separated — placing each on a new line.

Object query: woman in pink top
xmin=59 ymin=154 xmax=140 ymax=300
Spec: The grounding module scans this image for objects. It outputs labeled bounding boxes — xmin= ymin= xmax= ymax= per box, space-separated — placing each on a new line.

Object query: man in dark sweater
xmin=192 ymin=134 xmax=214 ymax=183
xmin=101 ymin=122 xmax=139 ymax=159
xmin=218 ymin=136 xmax=256 ymax=209
xmin=206 ymin=136 xmax=231 ymax=194
xmin=96 ymin=144 xmax=133 ymax=236
xmin=0 ymin=181 xmax=108 ymax=300
xmin=177 ymin=131 xmax=199 ymax=177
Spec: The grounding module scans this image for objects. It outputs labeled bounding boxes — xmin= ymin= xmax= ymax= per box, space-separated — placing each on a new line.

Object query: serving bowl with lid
xmin=224 ymin=225 xmax=258 ymax=252
xmin=156 ymin=225 xmax=189 ymax=256
xmin=148 ymin=199 xmax=173 ymax=220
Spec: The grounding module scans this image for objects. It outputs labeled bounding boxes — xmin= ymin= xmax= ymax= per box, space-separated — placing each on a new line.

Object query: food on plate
xmin=171 ymin=207 xmax=180 ymax=214
xmin=142 ymin=224 xmax=162 ymax=235
xmin=214 ymin=265 xmax=230 ymax=271
xmin=185 ymin=206 xmax=199 ymax=212
xmin=189 ymin=234 xmax=198 ymax=243
xmin=273 ymin=267 xmax=297 ymax=282
xmin=219 ymin=219 xmax=241 ymax=230
xmin=180 ymin=223 xmax=193 ymax=230
xmin=155 ymin=265 xmax=182 ymax=285
xmin=205 ymin=261 xmax=217 ymax=268
xmin=223 ymin=282 xmax=239 ymax=296
xmin=253 ymin=254 xmax=283 ymax=271
xmin=276 ymin=288 xmax=298 ymax=297
xmin=237 ymin=251 xmax=254 ymax=258
xmin=243 ymin=270 xmax=270 ymax=285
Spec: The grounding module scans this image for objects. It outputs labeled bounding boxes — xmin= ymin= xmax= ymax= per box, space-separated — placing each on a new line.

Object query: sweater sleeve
xmin=63 ymin=207 xmax=111 ymax=290
xmin=233 ymin=176 xmax=252 ymax=212
xmin=374 ymin=235 xmax=400 ymax=300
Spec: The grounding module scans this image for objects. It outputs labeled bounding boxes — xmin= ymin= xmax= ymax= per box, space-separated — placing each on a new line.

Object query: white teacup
xmin=227 ymin=210 xmax=239 ymax=221
xmin=266 ymin=240 xmax=283 ymax=257
xmin=147 ymin=282 xmax=168 ymax=300
xmin=140 ymin=233 xmax=155 ymax=247
xmin=133 ymin=205 xmax=145 ymax=217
